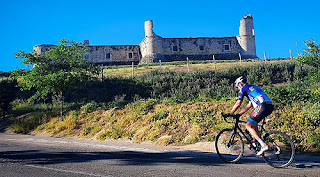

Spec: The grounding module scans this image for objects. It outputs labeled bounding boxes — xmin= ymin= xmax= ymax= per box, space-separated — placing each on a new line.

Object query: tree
xmin=15 ymin=39 xmax=100 ymax=117
xmin=0 ymin=79 xmax=18 ymax=118
xmin=296 ymin=38 xmax=320 ymax=82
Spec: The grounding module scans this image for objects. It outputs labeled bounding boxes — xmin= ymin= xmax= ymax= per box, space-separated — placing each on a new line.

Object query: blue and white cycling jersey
xmin=238 ymin=84 xmax=272 ymax=108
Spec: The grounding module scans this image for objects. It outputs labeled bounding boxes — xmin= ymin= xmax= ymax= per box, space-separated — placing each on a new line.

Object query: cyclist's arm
xmin=239 ymin=102 xmax=252 ymax=115
xmin=230 ymin=100 xmax=242 ymax=115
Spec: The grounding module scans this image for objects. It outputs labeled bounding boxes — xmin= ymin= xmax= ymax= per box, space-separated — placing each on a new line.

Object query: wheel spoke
xmin=262 ymin=131 xmax=295 ymax=168
xmin=215 ymin=129 xmax=244 ymax=163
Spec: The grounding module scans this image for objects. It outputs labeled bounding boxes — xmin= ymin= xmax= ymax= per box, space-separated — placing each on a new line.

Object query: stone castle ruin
xmin=33 ymin=14 xmax=257 ymax=65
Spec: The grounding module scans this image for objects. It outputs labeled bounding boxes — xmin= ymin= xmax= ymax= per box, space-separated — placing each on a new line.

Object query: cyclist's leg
xmin=247 ymin=103 xmax=274 ymax=155
xmin=245 ymin=104 xmax=265 ymax=141
xmin=246 ymin=121 xmax=261 ymax=142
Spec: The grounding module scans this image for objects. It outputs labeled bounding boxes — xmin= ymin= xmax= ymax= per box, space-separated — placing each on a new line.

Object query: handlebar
xmin=221 ymin=113 xmax=246 ymax=123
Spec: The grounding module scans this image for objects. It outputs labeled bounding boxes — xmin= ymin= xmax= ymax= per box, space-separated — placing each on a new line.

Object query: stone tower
xmin=237 ymin=14 xmax=257 ymax=59
xmin=144 ymin=20 xmax=154 ymax=37
xmin=139 ymin=20 xmax=165 ymax=64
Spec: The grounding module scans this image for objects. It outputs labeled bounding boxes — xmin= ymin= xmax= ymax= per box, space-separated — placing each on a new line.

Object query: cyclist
xmin=229 ymin=76 xmax=274 ymax=156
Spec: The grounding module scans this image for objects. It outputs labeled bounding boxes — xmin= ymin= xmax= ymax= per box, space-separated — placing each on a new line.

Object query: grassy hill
xmin=4 ymin=59 xmax=320 ymax=152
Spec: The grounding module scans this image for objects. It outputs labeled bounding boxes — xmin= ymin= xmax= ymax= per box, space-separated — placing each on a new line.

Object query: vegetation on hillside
xmin=296 ymin=38 xmax=320 ymax=82
xmin=14 ymin=39 xmax=100 ymax=116
xmin=5 ymin=59 xmax=320 ymax=152
xmin=2 ymin=38 xmax=319 ymax=153
xmin=0 ymin=79 xmax=18 ymax=118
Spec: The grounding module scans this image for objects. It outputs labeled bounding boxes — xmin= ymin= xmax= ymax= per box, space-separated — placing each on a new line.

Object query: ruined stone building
xmin=33 ymin=14 xmax=257 ymax=65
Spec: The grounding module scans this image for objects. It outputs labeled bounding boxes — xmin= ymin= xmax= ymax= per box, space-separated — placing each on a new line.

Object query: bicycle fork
xmin=225 ymin=132 xmax=236 ymax=150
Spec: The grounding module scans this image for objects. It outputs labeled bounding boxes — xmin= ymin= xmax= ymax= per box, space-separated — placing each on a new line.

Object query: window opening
xmin=224 ymin=44 xmax=230 ymax=51
xmin=172 ymin=46 xmax=178 ymax=52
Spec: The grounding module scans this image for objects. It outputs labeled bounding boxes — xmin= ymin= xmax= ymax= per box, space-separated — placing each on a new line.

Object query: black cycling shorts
xmin=249 ymin=102 xmax=273 ymax=124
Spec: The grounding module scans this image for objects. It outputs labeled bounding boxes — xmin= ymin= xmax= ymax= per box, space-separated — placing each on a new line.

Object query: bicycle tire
xmin=262 ymin=131 xmax=295 ymax=168
xmin=215 ymin=129 xmax=244 ymax=163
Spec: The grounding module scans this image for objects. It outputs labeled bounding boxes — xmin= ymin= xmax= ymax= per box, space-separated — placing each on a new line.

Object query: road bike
xmin=215 ymin=113 xmax=295 ymax=168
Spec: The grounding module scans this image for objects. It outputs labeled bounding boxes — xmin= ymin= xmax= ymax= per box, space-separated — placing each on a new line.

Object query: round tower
xmin=144 ymin=20 xmax=154 ymax=37
xmin=237 ymin=14 xmax=257 ymax=59
xmin=139 ymin=20 xmax=164 ymax=64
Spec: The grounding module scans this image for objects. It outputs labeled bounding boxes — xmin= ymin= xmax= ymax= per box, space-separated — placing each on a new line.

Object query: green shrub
xmin=8 ymin=60 xmax=320 ymax=152
xmin=134 ymin=61 xmax=313 ymax=104
xmin=100 ymin=128 xmax=125 ymax=140
xmin=306 ymin=132 xmax=320 ymax=151
xmin=82 ymin=127 xmax=93 ymax=136
xmin=10 ymin=111 xmax=51 ymax=133
xmin=305 ymin=102 xmax=320 ymax=127
xmin=81 ymin=101 xmax=99 ymax=113
xmin=263 ymin=81 xmax=316 ymax=106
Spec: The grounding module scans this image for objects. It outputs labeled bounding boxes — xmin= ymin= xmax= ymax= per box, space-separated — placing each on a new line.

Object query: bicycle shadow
xmin=0 ymin=149 xmax=266 ymax=167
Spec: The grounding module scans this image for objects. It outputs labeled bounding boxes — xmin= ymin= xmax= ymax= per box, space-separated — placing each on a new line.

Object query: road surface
xmin=0 ymin=133 xmax=319 ymax=177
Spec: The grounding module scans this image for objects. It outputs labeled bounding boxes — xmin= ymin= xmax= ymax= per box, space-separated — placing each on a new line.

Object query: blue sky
xmin=1 ymin=0 xmax=319 ymax=72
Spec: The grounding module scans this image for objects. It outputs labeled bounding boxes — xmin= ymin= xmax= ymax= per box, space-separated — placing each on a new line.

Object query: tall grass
xmin=11 ymin=99 xmax=318 ymax=152
xmin=6 ymin=60 xmax=320 ymax=152
xmin=134 ymin=61 xmax=316 ymax=104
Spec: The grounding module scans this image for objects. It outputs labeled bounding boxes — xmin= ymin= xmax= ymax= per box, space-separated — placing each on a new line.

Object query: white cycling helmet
xmin=235 ymin=76 xmax=246 ymax=87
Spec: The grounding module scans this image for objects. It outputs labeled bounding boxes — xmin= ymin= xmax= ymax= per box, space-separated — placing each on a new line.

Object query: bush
xmin=296 ymin=39 xmax=320 ymax=82
xmin=8 ymin=60 xmax=320 ymax=152
xmin=305 ymin=102 xmax=320 ymax=127
xmin=263 ymin=81 xmax=320 ymax=106
xmin=81 ymin=101 xmax=99 ymax=113
xmin=134 ymin=62 xmax=312 ymax=104
xmin=0 ymin=79 xmax=19 ymax=117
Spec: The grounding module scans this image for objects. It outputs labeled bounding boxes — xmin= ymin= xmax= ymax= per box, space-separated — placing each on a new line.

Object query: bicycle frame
xmin=226 ymin=115 xmax=257 ymax=150
xmin=225 ymin=115 xmax=284 ymax=155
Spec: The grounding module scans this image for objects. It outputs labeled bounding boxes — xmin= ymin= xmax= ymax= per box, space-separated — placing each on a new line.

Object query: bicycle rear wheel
xmin=215 ymin=129 xmax=244 ymax=163
xmin=262 ymin=131 xmax=295 ymax=168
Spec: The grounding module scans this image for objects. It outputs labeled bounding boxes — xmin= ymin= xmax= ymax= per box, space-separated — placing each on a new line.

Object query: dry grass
xmin=31 ymin=100 xmax=237 ymax=145
xmin=102 ymin=60 xmax=290 ymax=78
xmin=9 ymin=96 xmax=320 ymax=151
xmin=9 ymin=58 xmax=320 ymax=151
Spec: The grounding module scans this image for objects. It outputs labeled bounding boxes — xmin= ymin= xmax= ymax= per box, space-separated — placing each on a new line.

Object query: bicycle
xmin=215 ymin=113 xmax=295 ymax=168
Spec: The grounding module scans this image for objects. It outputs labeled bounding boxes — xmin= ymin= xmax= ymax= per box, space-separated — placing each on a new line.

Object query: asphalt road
xmin=0 ymin=133 xmax=319 ymax=177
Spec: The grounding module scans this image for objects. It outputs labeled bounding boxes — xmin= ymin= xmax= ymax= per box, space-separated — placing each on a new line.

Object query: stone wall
xmin=158 ymin=37 xmax=240 ymax=61
xmin=162 ymin=37 xmax=239 ymax=54
xmin=33 ymin=14 xmax=257 ymax=65
xmin=34 ymin=44 xmax=141 ymax=65
xmin=236 ymin=35 xmax=256 ymax=59
xmin=139 ymin=30 xmax=242 ymax=63
xmin=33 ymin=44 xmax=55 ymax=54
xmin=87 ymin=45 xmax=140 ymax=64
xmin=139 ymin=14 xmax=257 ymax=64
xmin=139 ymin=36 xmax=165 ymax=64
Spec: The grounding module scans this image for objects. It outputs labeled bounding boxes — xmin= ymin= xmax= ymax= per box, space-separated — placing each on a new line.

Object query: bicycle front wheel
xmin=262 ymin=131 xmax=295 ymax=168
xmin=215 ymin=129 xmax=244 ymax=163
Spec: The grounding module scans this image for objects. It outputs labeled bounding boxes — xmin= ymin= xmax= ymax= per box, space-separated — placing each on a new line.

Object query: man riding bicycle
xmin=229 ymin=76 xmax=274 ymax=156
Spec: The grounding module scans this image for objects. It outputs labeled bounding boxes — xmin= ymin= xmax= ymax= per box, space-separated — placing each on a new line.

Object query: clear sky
xmin=1 ymin=0 xmax=319 ymax=72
